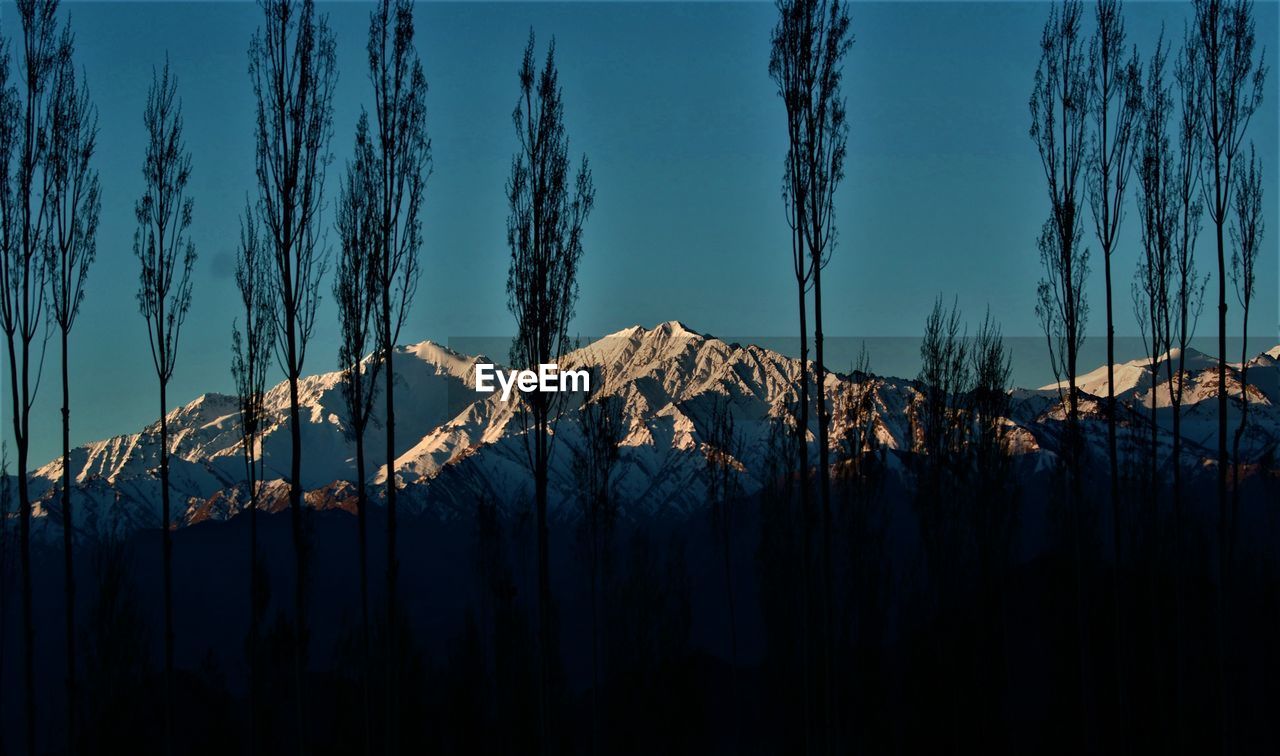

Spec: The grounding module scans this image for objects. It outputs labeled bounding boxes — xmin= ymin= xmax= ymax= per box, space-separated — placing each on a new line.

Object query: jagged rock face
xmin=21 ymin=323 xmax=1280 ymax=541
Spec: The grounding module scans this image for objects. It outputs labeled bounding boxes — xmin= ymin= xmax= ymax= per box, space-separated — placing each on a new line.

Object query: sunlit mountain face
xmin=20 ymin=322 xmax=1279 ymax=542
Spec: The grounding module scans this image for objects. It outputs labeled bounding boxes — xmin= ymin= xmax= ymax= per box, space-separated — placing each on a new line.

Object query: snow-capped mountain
xmin=19 ymin=322 xmax=1280 ymax=540
xmin=1039 ymin=345 xmax=1280 ymax=461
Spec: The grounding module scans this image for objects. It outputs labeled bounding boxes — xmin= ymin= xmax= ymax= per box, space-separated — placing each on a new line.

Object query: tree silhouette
xmin=833 ymin=345 xmax=882 ymax=497
xmin=359 ymin=4 xmax=431 ymax=746
xmin=1031 ymin=0 xmax=1092 ymax=476
xmin=133 ymin=60 xmax=197 ymax=756
xmin=1161 ymin=42 xmax=1207 ymax=725
xmin=832 ymin=347 xmax=891 ymax=753
xmin=1029 ymin=4 xmax=1093 ymax=739
xmin=249 ymin=2 xmax=337 ymax=746
xmin=769 ymin=2 xmax=853 ymax=740
xmin=1165 ymin=33 xmax=1206 ymax=511
xmin=1191 ymin=0 xmax=1266 ymax=515
xmin=1085 ymin=6 xmax=1140 ymax=646
xmin=506 ymin=29 xmax=594 ymax=752
xmin=965 ymin=310 xmax=1018 ymax=750
xmin=913 ymin=296 xmax=969 ymax=478
xmin=703 ymin=392 xmax=743 ymax=739
xmin=333 ymin=112 xmax=383 ymax=756
xmin=1133 ymin=33 xmax=1173 ymax=495
xmin=0 ymin=442 xmax=10 ymax=756
xmin=1189 ymin=5 xmax=1266 ymax=743
xmin=767 ymin=12 xmax=815 ymax=742
xmin=0 ymin=4 xmax=59 ymax=748
xmin=44 ymin=19 xmax=100 ymax=752
xmin=968 ymin=312 xmax=1015 ymax=507
xmin=913 ymin=297 xmax=968 ymax=748
xmin=571 ymin=374 xmax=624 ymax=756
xmin=1228 ymin=146 xmax=1261 ymax=522
xmin=232 ymin=199 xmax=273 ymax=756
xmin=912 ymin=299 xmax=973 ymax=744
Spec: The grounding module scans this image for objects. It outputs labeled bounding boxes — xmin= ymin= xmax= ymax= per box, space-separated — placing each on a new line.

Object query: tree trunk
xmin=589 ymin=519 xmax=599 ymax=756
xmin=8 ymin=330 xmax=36 ymax=755
xmin=1105 ymin=212 xmax=1119 ymax=523
xmin=794 ymin=275 xmax=812 ymax=753
xmin=249 ymin=447 xmax=259 ymax=756
xmin=812 ymin=252 xmax=833 ymax=754
xmin=383 ymin=335 xmax=399 ymax=756
xmin=1105 ymin=243 xmax=1124 ymax=744
xmin=61 ymin=327 xmax=77 ymax=755
xmin=287 ymin=364 xmax=307 ymax=756
xmin=1215 ymin=218 xmax=1227 ymax=516
xmin=1231 ymin=310 xmax=1249 ymax=558
xmin=535 ymin=411 xmax=551 ymax=756
xmin=356 ymin=437 xmax=371 ymax=756
xmin=161 ymin=381 xmax=175 ymax=756
xmin=18 ymin=428 xmax=34 ymax=756
xmin=1214 ymin=204 xmax=1231 ymax=755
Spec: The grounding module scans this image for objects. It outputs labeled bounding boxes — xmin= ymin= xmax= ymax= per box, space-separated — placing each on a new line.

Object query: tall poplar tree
xmin=45 ymin=22 xmax=100 ymax=753
xmin=133 ymin=61 xmax=197 ymax=756
xmin=359 ymin=4 xmax=431 ymax=746
xmin=506 ymin=30 xmax=594 ymax=751
xmin=248 ymin=3 xmax=337 ymax=745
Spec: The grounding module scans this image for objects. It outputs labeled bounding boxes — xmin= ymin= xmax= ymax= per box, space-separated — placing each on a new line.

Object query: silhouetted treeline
xmin=1 ymin=2 xmax=1277 ymax=756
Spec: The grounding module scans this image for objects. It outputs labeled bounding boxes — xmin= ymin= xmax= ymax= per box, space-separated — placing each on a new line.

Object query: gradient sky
xmin=2 ymin=1 xmax=1276 ymax=465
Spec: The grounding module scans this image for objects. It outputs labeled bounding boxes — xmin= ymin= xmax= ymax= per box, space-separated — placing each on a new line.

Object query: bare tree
xmin=704 ymin=394 xmax=743 ymax=671
xmin=1228 ymin=146 xmax=1261 ymax=517
xmin=914 ymin=296 xmax=970 ymax=478
xmin=1165 ymin=34 xmax=1206 ymax=508
xmin=232 ymin=200 xmax=273 ymax=756
xmin=1086 ymin=0 xmax=1141 ymax=534
xmin=44 ymin=21 xmax=99 ymax=753
xmin=1133 ymin=34 xmax=1174 ymax=492
xmin=769 ymin=4 xmax=853 ymax=742
xmin=1031 ymin=0 xmax=1093 ymax=473
xmin=1191 ymin=0 xmax=1267 ymax=512
xmin=571 ymin=374 xmax=624 ymax=756
xmin=360 ymin=4 xmax=431 ymax=746
xmin=1029 ymin=1 xmax=1093 ymax=743
xmin=1163 ymin=42 xmax=1207 ymax=730
xmin=249 ymin=2 xmax=337 ymax=745
xmin=133 ymin=60 xmax=196 ymax=756
xmin=912 ymin=296 xmax=977 ymax=749
xmin=966 ymin=311 xmax=1018 ymax=748
xmin=701 ymin=393 xmax=743 ymax=747
xmin=0 ymin=4 xmax=58 ymax=748
xmin=770 ymin=1 xmax=813 ymax=507
xmin=967 ymin=311 xmax=1015 ymax=526
xmin=333 ymin=112 xmax=382 ymax=756
xmin=1190 ymin=7 xmax=1265 ymax=741
xmin=506 ymin=30 xmax=594 ymax=751
xmin=767 ymin=11 xmax=815 ymax=743
xmin=1 ymin=442 xmax=10 ymax=756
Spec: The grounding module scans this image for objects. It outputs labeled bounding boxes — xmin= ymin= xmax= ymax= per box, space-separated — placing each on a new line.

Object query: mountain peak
xmin=654 ymin=320 xmax=701 ymax=337
xmin=402 ymin=340 xmax=482 ymax=379
xmin=602 ymin=321 xmax=703 ymax=341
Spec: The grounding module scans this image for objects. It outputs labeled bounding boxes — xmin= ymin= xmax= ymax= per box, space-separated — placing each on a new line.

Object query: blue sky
xmin=2 ymin=1 xmax=1276 ymax=465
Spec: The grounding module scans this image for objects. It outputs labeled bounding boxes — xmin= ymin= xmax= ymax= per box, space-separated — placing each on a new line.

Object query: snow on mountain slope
xmin=1038 ymin=345 xmax=1280 ymax=459
xmin=22 ymin=322 xmax=1280 ymax=538
xmin=1042 ymin=345 xmax=1280 ymax=409
xmin=390 ymin=322 xmax=920 ymax=514
xmin=28 ymin=341 xmax=483 ymax=534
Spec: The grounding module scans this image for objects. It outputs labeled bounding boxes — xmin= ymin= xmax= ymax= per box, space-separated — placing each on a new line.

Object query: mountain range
xmin=17 ymin=321 xmax=1280 ymax=542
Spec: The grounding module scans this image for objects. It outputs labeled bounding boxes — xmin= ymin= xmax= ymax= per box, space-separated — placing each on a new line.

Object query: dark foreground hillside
xmin=3 ymin=460 xmax=1278 ymax=755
